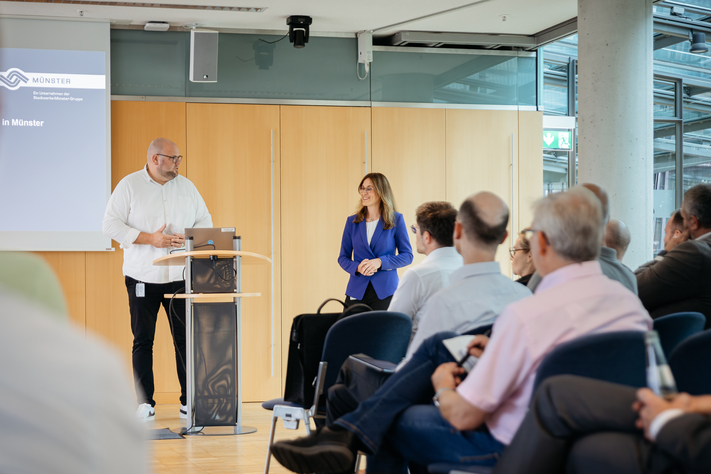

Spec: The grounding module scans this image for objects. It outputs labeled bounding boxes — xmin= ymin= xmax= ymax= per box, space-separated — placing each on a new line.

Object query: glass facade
xmin=541 ymin=5 xmax=711 ymax=253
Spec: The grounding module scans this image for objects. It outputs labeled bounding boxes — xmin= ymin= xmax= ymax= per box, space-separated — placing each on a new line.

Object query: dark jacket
xmin=637 ymin=238 xmax=711 ymax=329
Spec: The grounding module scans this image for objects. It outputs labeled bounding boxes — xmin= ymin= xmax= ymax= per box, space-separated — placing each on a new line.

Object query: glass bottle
xmin=645 ymin=330 xmax=678 ymax=399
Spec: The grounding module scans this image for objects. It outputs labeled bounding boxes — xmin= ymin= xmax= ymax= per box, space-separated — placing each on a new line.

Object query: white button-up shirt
xmin=102 ymin=166 xmax=212 ymax=283
xmin=387 ymin=246 xmax=463 ymax=337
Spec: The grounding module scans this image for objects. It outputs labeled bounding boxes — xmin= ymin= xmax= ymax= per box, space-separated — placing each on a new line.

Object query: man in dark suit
xmin=637 ymin=184 xmax=711 ymax=328
xmin=493 ymin=375 xmax=711 ymax=474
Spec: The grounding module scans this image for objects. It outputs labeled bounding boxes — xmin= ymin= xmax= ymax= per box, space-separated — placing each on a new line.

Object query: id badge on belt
xmin=136 ymin=282 xmax=145 ymax=297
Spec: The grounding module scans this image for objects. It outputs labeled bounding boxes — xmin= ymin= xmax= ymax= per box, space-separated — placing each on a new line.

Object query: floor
xmin=149 ymin=402 xmax=339 ymax=474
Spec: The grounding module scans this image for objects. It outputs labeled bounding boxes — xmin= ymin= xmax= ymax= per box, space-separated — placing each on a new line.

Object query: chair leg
xmin=354 ymin=453 xmax=362 ymax=473
xmin=263 ymin=413 xmax=279 ymax=474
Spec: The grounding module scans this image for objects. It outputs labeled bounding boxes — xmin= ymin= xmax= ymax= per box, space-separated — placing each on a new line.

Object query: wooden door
xmin=371 ymin=108 xmax=447 ymax=269
xmin=280 ymin=105 xmax=371 ymax=378
xmin=186 ymin=103 xmax=281 ymax=401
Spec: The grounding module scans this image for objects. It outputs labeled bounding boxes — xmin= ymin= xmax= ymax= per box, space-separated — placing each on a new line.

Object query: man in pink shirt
xmin=271 ymin=186 xmax=652 ymax=474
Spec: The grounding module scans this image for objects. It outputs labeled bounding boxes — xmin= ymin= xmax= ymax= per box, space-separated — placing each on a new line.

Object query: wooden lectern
xmin=153 ymin=237 xmax=270 ymax=435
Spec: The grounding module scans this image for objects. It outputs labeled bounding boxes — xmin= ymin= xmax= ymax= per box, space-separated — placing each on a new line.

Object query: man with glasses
xmin=270 ymin=186 xmax=651 ymax=474
xmin=637 ymin=183 xmax=711 ymax=328
xmin=102 ymin=137 xmax=212 ymax=422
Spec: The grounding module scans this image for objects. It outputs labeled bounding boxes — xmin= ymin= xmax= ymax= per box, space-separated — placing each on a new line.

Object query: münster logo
xmin=0 ymin=68 xmax=30 ymax=90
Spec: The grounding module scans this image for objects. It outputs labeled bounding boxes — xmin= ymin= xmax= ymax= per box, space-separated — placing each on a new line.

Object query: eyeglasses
xmin=410 ymin=225 xmax=418 ymax=234
xmin=157 ymin=154 xmax=183 ymax=164
xmin=358 ymin=186 xmax=375 ymax=194
xmin=509 ymin=247 xmax=527 ymax=258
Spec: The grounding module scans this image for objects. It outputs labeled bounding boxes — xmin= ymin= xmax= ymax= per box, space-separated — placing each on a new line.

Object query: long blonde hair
xmin=353 ymin=173 xmax=397 ymax=230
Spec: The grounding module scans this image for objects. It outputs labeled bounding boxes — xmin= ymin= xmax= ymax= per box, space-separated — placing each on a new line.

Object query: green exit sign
xmin=543 ymin=130 xmax=572 ymax=150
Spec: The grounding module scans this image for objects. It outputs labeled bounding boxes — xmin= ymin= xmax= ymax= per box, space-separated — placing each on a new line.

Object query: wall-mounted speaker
xmin=190 ymin=29 xmax=218 ymax=83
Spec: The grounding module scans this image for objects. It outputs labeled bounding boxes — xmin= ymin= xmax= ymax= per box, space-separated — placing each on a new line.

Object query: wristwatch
xmin=432 ymin=386 xmax=454 ymax=407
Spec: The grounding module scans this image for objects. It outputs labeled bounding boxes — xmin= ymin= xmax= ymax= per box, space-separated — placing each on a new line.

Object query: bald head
xmin=605 ymin=219 xmax=631 ymax=261
xmin=458 ymin=192 xmax=509 ymax=248
xmin=147 ymin=137 xmax=178 ymax=162
xmin=581 ymin=183 xmax=610 ymax=224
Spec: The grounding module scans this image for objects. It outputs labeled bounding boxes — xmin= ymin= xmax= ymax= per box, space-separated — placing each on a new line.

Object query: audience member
xmin=527 ymin=183 xmax=638 ymax=294
xmin=635 ymin=209 xmax=684 ymax=275
xmin=0 ymin=257 xmax=147 ymax=474
xmin=493 ymin=375 xmax=711 ymax=474
xmin=388 ymin=201 xmax=462 ymax=338
xmin=401 ymin=192 xmax=531 ymax=365
xmin=325 ymin=193 xmax=529 ymax=427
xmin=510 ymin=231 xmax=535 ymax=285
xmin=270 ymin=186 xmax=652 ymax=474
xmin=637 ymin=184 xmax=711 ymax=328
xmin=605 ymin=218 xmax=631 ymax=262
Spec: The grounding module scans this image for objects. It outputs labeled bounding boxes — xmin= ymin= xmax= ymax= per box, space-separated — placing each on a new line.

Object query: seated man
xmin=635 ymin=208 xmax=683 ymax=275
xmin=527 ymin=183 xmax=638 ymax=294
xmin=326 ymin=192 xmax=530 ymax=425
xmin=271 ymin=186 xmax=652 ymax=474
xmin=388 ymin=201 xmax=462 ymax=339
xmin=494 ymin=375 xmax=711 ymax=474
xmin=605 ymin=218 xmax=631 ymax=262
xmin=637 ymin=184 xmax=711 ymax=328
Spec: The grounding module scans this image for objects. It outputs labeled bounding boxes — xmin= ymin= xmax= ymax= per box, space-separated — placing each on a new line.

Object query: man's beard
xmin=162 ymin=168 xmax=179 ymax=181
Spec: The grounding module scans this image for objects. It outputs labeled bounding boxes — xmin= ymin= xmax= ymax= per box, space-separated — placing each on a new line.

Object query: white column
xmin=577 ymin=0 xmax=654 ymax=269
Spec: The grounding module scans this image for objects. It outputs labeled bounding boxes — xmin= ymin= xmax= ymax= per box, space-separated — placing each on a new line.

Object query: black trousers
xmin=345 ymin=282 xmax=392 ymax=311
xmin=494 ymin=375 xmax=676 ymax=474
xmin=327 ymin=359 xmax=392 ymax=426
xmin=125 ymin=276 xmax=187 ymax=407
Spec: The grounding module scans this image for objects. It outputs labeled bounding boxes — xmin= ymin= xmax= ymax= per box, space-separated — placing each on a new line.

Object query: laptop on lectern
xmin=185 ymin=227 xmax=237 ymax=251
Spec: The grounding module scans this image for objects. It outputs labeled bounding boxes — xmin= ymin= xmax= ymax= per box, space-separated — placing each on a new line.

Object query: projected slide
xmin=0 ymin=47 xmax=109 ymax=250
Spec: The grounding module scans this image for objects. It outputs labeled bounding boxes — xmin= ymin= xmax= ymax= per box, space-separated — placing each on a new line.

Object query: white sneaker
xmin=180 ymin=404 xmax=188 ymax=419
xmin=136 ymin=403 xmax=155 ymax=422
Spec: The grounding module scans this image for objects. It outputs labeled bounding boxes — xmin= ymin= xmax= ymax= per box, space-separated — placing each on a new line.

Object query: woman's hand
xmin=360 ymin=258 xmax=381 ymax=276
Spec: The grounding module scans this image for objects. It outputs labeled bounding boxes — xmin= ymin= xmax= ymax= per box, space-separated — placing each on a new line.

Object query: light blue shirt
xmin=402 ymin=261 xmax=532 ymax=364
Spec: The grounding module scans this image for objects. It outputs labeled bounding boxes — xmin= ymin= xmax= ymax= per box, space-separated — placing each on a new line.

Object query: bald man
xmin=271 ymin=187 xmax=651 ymax=474
xmin=527 ymin=183 xmax=638 ymax=294
xmin=605 ymin=219 xmax=631 ymax=261
xmin=103 ymin=137 xmax=212 ymax=422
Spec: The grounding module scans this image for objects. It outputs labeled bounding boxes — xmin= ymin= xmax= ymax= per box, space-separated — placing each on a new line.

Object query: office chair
xmin=652 ymin=312 xmax=705 ymax=357
xmin=263 ymin=310 xmax=412 ymax=474
xmin=669 ymin=328 xmax=711 ymax=395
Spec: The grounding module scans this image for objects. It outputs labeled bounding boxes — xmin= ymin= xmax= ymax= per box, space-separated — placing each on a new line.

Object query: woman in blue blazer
xmin=338 ymin=173 xmax=413 ymax=310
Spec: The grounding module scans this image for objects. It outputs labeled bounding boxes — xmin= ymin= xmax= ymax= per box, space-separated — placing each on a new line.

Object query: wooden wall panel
xmin=371 ymin=108 xmax=446 ymax=269
xmin=445 ymin=110 xmax=519 ymax=276
xmin=280 ymin=106 xmax=371 ymax=379
xmin=518 ymin=111 xmax=544 ymax=231
xmin=86 ymin=101 xmax=189 ymax=401
xmin=186 ymin=103 xmax=281 ymax=402
xmin=35 ymin=252 xmax=86 ymax=327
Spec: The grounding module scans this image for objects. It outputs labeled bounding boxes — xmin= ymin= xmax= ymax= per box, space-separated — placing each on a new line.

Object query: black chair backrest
xmin=533 ymin=330 xmax=647 ymax=392
xmin=653 ymin=312 xmax=705 ymax=357
xmin=321 ymin=311 xmax=412 ymax=394
xmin=669 ymin=329 xmax=711 ymax=395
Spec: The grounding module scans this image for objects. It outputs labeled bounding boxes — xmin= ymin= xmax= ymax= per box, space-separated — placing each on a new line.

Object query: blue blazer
xmin=338 ymin=212 xmax=414 ymax=300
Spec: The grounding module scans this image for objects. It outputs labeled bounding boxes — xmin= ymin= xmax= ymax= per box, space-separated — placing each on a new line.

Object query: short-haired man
xmin=637 ymin=184 xmax=711 ymax=328
xmin=388 ymin=201 xmax=462 ymax=338
xmin=271 ymin=187 xmax=651 ymax=474
xmin=527 ymin=183 xmax=638 ymax=294
xmin=635 ymin=209 xmax=684 ymax=275
xmin=103 ymin=137 xmax=212 ymax=421
xmin=605 ymin=218 xmax=631 ymax=262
